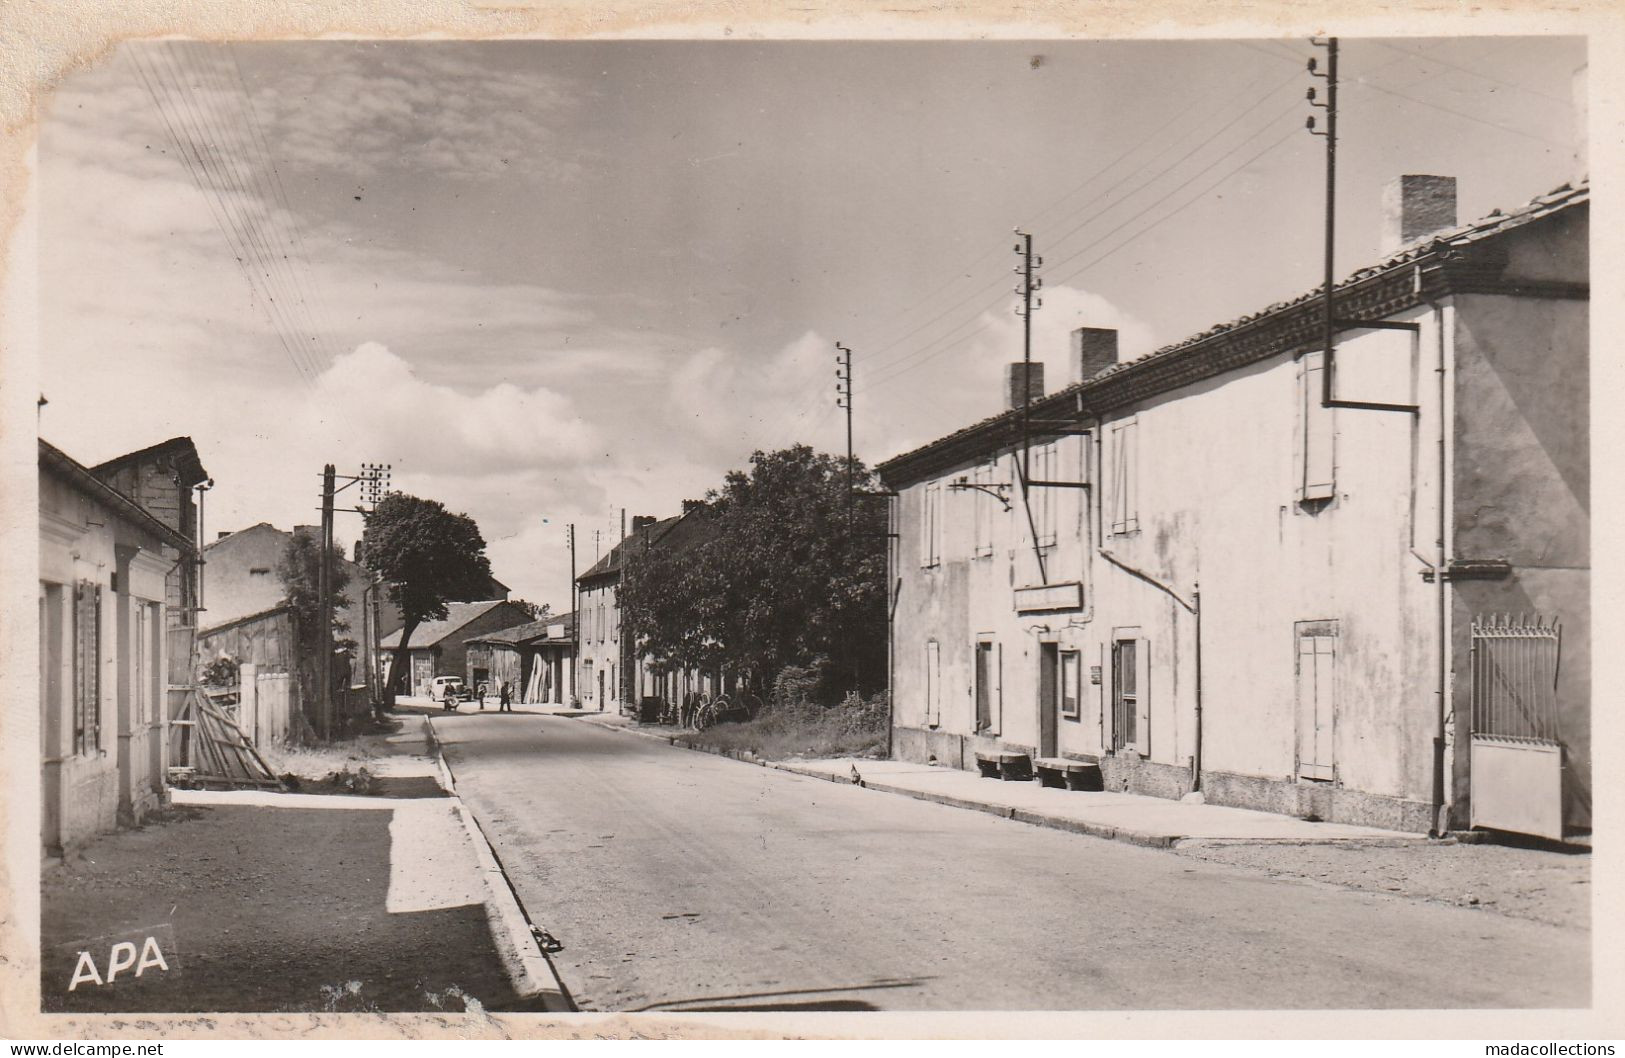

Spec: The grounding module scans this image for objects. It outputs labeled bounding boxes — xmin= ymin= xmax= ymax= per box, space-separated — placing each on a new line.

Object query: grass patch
xmin=677 ymin=694 xmax=888 ymax=761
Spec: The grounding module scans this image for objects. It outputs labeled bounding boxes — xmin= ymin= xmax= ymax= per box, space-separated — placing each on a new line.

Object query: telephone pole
xmin=1307 ymin=37 xmax=1338 ymax=402
xmin=836 ymin=341 xmax=853 ymax=534
xmin=318 ymin=463 xmax=335 ymax=739
xmin=568 ymin=523 xmax=578 ymax=706
xmin=1013 ymin=230 xmax=1042 ymax=480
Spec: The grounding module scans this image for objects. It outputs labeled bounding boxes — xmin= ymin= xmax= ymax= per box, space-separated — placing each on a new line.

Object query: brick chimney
xmin=1072 ymin=327 xmax=1118 ymax=384
xmin=681 ymin=499 xmax=705 ymax=515
xmin=1381 ymin=175 xmax=1457 ymax=254
xmin=631 ymin=515 xmax=657 ymax=535
xmin=293 ymin=524 xmax=320 ymax=542
xmin=1005 ymin=362 xmax=1045 ymax=411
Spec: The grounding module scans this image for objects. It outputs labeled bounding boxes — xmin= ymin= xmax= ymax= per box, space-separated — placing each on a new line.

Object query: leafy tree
xmin=620 ymin=445 xmax=887 ymax=702
xmin=510 ymin=599 xmax=552 ymax=621
xmin=278 ymin=531 xmax=354 ymax=661
xmin=361 ymin=492 xmax=494 ymax=699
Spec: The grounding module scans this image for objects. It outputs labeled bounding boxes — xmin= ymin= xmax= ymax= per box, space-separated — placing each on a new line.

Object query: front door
xmin=1111 ymin=638 xmax=1137 ymax=752
xmin=974 ymin=642 xmax=993 ymax=733
xmin=411 ymin=653 xmax=433 ymax=699
xmin=1039 ymin=642 xmax=1059 ymax=758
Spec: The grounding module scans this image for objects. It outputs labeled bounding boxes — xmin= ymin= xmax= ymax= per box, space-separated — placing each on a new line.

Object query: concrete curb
xmin=424 ymin=717 xmax=576 ymax=1012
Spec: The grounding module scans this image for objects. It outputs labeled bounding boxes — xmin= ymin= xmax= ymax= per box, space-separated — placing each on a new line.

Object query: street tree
xmin=361 ymin=492 xmax=494 ymax=699
xmin=620 ymin=445 xmax=887 ymax=702
xmin=278 ymin=531 xmax=355 ymax=661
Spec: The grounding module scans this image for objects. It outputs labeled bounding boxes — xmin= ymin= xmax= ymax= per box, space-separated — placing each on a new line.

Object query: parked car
xmin=429 ymin=675 xmax=466 ymax=703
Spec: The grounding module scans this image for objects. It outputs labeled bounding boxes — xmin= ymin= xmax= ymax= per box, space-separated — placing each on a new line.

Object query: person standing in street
xmin=476 ymin=679 xmax=487 ymax=711
xmin=499 ymin=680 xmax=513 ymax=712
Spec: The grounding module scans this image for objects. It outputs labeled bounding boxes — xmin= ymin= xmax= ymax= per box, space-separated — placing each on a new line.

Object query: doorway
xmin=1039 ymin=642 xmax=1059 ymax=758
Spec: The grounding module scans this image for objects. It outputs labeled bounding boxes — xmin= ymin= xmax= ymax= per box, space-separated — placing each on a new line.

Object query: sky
xmin=36 ymin=37 xmax=1586 ymax=605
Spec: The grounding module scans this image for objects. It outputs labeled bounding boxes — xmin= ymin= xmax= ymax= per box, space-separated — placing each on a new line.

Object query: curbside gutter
xmin=423 ymin=717 xmax=577 ymax=1013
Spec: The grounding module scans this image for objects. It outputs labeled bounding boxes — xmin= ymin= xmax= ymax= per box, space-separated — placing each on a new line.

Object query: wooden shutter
xmin=73 ymin=580 xmax=101 ymax=754
xmin=1296 ymin=628 xmax=1336 ymax=779
xmin=925 ymin=640 xmax=942 ymax=726
xmin=1134 ymin=636 xmax=1151 ymax=758
xmin=1300 ymin=352 xmax=1336 ymax=501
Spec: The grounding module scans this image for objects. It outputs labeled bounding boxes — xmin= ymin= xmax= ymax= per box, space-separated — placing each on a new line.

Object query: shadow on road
xmin=630 ymin=977 xmax=931 ymax=1014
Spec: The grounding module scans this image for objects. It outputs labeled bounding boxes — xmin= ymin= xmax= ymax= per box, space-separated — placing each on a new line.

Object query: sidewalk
xmin=772 ymin=757 xmax=1429 ymax=847
xmin=39 ymin=718 xmax=566 ymax=1013
xmin=568 ymin=711 xmax=1423 ymax=847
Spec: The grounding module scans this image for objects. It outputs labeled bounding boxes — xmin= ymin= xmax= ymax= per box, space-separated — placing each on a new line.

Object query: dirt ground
xmin=40 ymin=801 xmax=520 ymax=1013
xmin=1171 ymin=838 xmax=1590 ymax=930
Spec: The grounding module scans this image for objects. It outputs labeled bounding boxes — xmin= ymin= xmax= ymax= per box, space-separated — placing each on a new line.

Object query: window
xmin=919 ymin=481 xmax=942 ymax=568
xmin=73 ymin=580 xmax=102 ymax=755
xmin=1299 ymin=351 xmax=1336 ymax=502
xmin=1110 ymin=419 xmax=1139 ymax=534
xmin=1060 ymin=650 xmax=1082 ymax=720
xmin=972 ymin=462 xmax=994 ymax=558
xmin=924 ymin=640 xmax=942 ymax=727
xmin=1033 ymin=442 xmax=1058 ymax=548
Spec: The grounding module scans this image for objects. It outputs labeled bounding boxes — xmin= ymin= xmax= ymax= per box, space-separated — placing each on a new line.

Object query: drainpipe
xmin=1429 ymin=295 xmax=1452 ymax=835
xmin=1192 ymin=583 xmax=1203 ymax=792
xmin=886 ymin=493 xmax=898 ymax=759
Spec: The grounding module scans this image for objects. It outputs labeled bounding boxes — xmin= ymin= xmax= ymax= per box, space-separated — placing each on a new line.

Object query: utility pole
xmin=1308 ymin=37 xmax=1338 ymax=402
xmin=568 ymin=523 xmax=578 ymax=706
xmin=318 ymin=463 xmax=335 ymax=739
xmin=836 ymin=341 xmax=853 ymax=534
xmin=1013 ymin=230 xmax=1042 ymax=480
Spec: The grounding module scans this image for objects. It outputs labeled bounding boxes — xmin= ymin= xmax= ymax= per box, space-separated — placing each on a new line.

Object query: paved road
xmin=435 ymin=713 xmax=1589 ymax=1012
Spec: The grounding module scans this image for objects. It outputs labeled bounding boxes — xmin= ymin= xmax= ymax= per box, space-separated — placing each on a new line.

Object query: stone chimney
xmin=631 ymin=514 xmax=657 ymax=535
xmin=681 ymin=499 xmax=705 ymax=515
xmin=1072 ymin=327 xmax=1118 ymax=383
xmin=1381 ymin=175 xmax=1457 ymax=254
xmin=1005 ymin=362 xmax=1045 ymax=411
xmin=293 ymin=524 xmax=320 ymax=542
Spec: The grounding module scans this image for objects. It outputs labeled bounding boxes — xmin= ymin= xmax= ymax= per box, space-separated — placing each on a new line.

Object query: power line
xmin=132 ymin=46 xmax=320 ymax=386
xmin=853 ymin=67 xmax=1309 ymax=387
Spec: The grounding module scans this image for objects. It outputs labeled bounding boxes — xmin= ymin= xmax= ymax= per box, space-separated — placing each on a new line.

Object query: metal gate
xmin=1469 ymin=614 xmax=1563 ymax=839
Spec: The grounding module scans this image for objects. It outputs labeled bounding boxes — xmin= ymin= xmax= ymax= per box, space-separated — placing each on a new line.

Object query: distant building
xmin=878 ymin=178 xmax=1589 ymax=839
xmin=379 ymin=600 xmax=533 ymax=698
xmin=200 ymin=522 xmax=399 ymax=722
xmin=576 ymin=515 xmax=676 ymax=713
xmin=39 ymin=440 xmax=198 ymax=853
xmin=464 ymin=611 xmax=577 ymax=705
xmin=575 ymin=509 xmax=725 ymax=716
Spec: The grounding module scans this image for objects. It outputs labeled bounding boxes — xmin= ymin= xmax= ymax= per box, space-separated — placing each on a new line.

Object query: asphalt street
xmin=435 ymin=712 xmax=1589 ymax=1012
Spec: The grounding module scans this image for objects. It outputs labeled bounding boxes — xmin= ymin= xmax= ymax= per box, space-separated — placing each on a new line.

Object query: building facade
xmin=39 ymin=440 xmax=196 ymax=853
xmin=464 ymin=612 xmax=576 ymax=704
xmin=878 ymin=179 xmax=1589 ymax=838
xmin=379 ymin=599 xmax=533 ymax=698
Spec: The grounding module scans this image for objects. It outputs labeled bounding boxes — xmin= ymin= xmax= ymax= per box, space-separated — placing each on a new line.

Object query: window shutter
xmin=1134 ymin=636 xmax=1151 ymax=758
xmin=994 ymin=642 xmax=1003 ymax=735
xmin=1301 ymin=352 xmax=1336 ymax=501
xmin=925 ymin=640 xmax=941 ymax=726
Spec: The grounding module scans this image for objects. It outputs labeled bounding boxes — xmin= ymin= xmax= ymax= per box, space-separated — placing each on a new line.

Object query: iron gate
xmin=1469 ymin=613 xmax=1563 ymax=839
